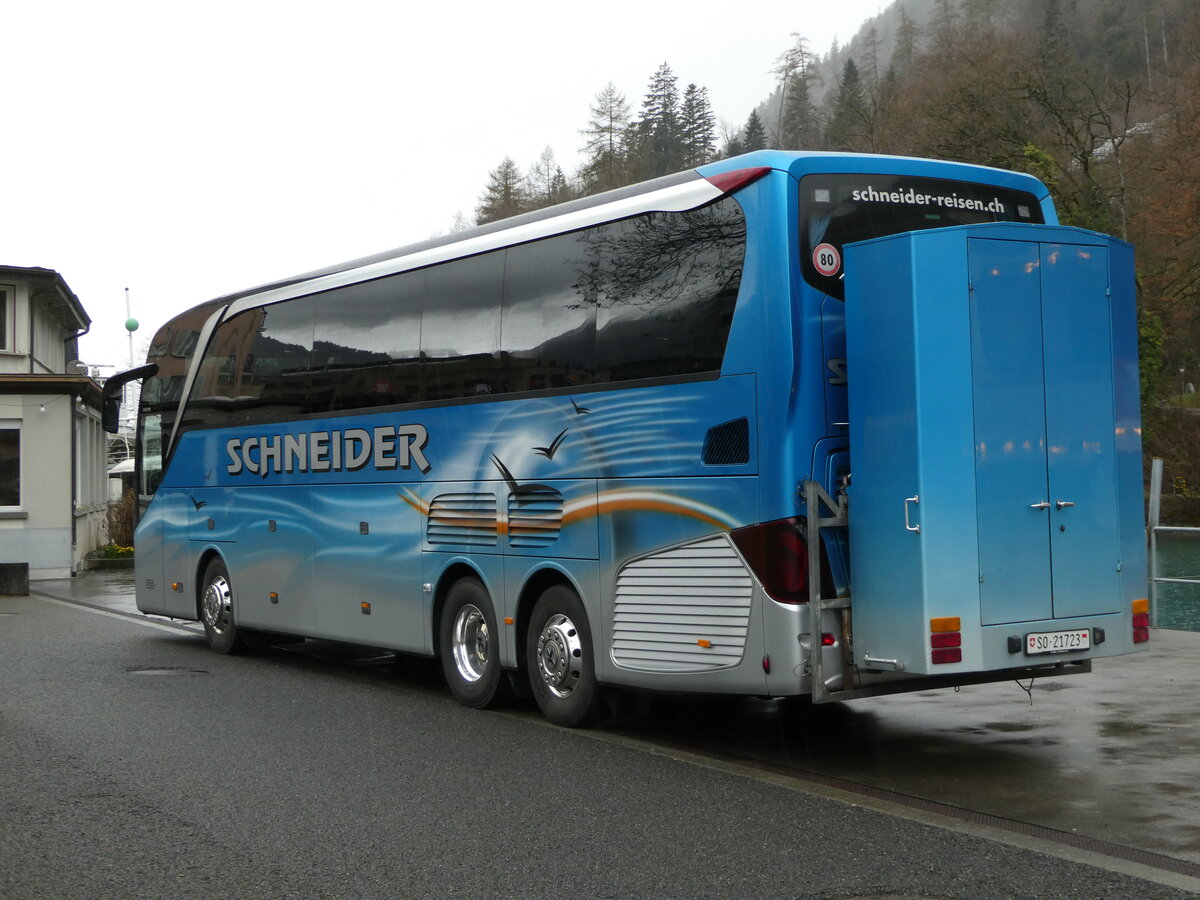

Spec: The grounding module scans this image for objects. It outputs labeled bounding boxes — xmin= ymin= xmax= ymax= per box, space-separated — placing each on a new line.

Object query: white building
xmin=0 ymin=265 xmax=108 ymax=582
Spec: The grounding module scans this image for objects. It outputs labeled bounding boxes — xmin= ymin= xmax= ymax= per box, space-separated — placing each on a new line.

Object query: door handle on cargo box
xmin=1056 ymin=500 xmax=1076 ymax=510
xmin=1030 ymin=501 xmax=1051 ymax=510
xmin=904 ymin=495 xmax=920 ymax=533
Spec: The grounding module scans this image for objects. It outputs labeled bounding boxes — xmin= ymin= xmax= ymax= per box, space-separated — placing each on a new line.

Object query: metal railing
xmin=1147 ymin=457 xmax=1200 ymax=626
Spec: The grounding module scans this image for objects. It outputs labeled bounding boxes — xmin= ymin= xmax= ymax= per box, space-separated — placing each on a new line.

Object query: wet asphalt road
xmin=3 ymin=575 xmax=1199 ymax=898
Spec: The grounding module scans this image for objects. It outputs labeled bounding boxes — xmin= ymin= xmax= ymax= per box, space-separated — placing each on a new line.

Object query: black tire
xmin=526 ymin=585 xmax=603 ymax=727
xmin=439 ymin=577 xmax=509 ymax=709
xmin=199 ymin=558 xmax=246 ymax=654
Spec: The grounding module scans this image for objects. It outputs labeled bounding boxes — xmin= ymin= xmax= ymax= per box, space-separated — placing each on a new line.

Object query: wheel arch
xmin=193 ymin=547 xmax=228 ymax=619
xmin=430 ymin=560 xmax=490 ymax=658
xmin=515 ymin=565 xmax=587 ymax=674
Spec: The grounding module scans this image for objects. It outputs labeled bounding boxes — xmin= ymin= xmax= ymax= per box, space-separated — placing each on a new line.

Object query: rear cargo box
xmin=844 ymin=223 xmax=1143 ymax=676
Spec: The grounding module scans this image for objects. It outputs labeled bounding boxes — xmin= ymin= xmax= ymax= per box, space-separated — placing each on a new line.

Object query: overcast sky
xmin=5 ymin=0 xmax=885 ymax=371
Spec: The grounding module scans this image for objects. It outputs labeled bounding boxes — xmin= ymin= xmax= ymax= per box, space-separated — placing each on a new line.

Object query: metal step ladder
xmin=803 ymin=480 xmax=853 ymax=703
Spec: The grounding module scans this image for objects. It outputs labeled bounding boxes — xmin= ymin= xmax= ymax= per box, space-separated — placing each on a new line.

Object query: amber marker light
xmin=697 ymin=639 xmax=712 ymax=649
xmin=930 ymin=617 xmax=961 ymax=632
xmin=504 ymin=617 xmax=514 ymax=626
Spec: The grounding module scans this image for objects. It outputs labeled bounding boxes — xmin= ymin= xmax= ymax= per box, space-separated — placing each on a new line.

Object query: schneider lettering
xmin=225 ymin=424 xmax=431 ymax=477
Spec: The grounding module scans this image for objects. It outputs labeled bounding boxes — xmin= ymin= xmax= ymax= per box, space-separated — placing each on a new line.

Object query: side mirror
xmin=100 ymin=363 xmax=159 ymax=434
xmin=102 ymin=396 xmax=121 ymax=433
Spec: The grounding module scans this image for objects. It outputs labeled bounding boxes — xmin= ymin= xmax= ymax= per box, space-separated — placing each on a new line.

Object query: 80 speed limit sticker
xmin=812 ymin=242 xmax=841 ymax=277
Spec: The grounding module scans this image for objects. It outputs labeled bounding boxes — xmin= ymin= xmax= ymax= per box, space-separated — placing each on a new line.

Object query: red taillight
xmin=1132 ymin=599 xmax=1151 ymax=644
xmin=703 ymin=166 xmax=772 ymax=195
xmin=931 ymin=648 xmax=963 ymax=664
xmin=730 ymin=517 xmax=809 ymax=604
xmin=930 ymin=632 xmax=961 ymax=649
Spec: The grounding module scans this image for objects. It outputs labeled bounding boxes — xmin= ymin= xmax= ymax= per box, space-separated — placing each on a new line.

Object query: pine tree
xmin=580 ymin=82 xmax=630 ymax=194
xmin=629 ymin=62 xmax=684 ymax=178
xmin=742 ymin=110 xmax=767 ymax=152
xmin=771 ymin=34 xmax=813 ymax=146
xmin=893 ymin=7 xmax=921 ymax=77
xmin=680 ymin=83 xmax=717 ymax=167
xmin=931 ymin=0 xmax=959 ymax=55
xmin=475 ymin=157 xmax=527 ymax=225
xmin=825 ymin=59 xmax=869 ymax=151
xmin=548 ymin=166 xmax=574 ymax=206
xmin=776 ymin=35 xmax=820 ymax=149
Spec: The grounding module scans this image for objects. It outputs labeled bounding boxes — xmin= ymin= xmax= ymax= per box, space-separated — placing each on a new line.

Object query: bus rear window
xmin=799 ymin=173 xmax=1043 ymax=300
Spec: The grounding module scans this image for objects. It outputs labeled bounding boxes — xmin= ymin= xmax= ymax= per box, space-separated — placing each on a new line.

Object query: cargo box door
xmin=969 ymin=239 xmax=1054 ymax=624
xmin=1040 ymin=242 xmax=1121 ymax=619
xmin=968 ymin=239 xmax=1121 ymax=625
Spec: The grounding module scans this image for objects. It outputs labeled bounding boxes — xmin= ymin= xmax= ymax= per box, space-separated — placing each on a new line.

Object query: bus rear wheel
xmin=439 ymin=577 xmax=508 ymax=709
xmin=526 ymin=585 xmax=603 ymax=727
xmin=200 ymin=558 xmax=247 ymax=654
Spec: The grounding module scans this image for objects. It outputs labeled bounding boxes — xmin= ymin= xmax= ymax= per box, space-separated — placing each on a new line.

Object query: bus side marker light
xmin=821 ymin=633 xmax=836 ymax=647
xmin=762 ymin=655 xmax=770 ymax=674
xmin=361 ymin=602 xmax=371 ymax=615
xmin=504 ymin=617 xmax=514 ymax=626
xmin=697 ymin=639 xmax=712 ymax=649
xmin=269 ymin=592 xmax=279 ymax=604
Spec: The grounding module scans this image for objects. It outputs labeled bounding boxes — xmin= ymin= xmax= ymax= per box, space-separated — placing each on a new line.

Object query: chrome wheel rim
xmin=451 ymin=603 xmax=490 ymax=683
xmin=536 ymin=613 xmax=582 ymax=699
xmin=202 ymin=575 xmax=232 ymax=634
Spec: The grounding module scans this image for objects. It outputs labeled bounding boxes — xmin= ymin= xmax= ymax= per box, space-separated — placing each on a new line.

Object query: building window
xmin=0 ymin=287 xmax=11 ymax=351
xmin=0 ymin=425 xmax=19 ymax=507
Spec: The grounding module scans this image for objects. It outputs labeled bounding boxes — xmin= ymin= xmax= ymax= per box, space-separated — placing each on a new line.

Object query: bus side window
xmin=314 ymin=272 xmax=423 ymax=412
xmin=501 ymin=231 xmax=598 ymax=392
xmin=594 ymin=201 xmax=745 ymax=381
xmin=421 ymin=252 xmax=503 ymax=401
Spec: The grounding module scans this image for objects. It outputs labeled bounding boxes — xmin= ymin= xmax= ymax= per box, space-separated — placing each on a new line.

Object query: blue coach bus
xmin=104 ymin=150 xmax=1148 ymax=726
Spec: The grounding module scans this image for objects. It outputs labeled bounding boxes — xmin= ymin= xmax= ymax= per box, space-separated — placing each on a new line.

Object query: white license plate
xmin=1025 ymin=629 xmax=1091 ymax=655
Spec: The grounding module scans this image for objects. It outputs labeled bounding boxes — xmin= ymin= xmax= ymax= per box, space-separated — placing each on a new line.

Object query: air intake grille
xmin=427 ymin=493 xmax=497 ymax=545
xmin=508 ymin=490 xmax=564 ymax=548
xmin=612 ymin=536 xmax=753 ymax=673
xmin=702 ymin=418 xmax=750 ymax=466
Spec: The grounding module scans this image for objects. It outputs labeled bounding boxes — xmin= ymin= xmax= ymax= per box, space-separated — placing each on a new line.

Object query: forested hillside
xmin=471 ymin=0 xmax=1199 ymax=493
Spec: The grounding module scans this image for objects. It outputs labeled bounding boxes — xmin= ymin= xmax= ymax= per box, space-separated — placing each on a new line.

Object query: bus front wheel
xmin=526 ymin=585 xmax=603 ymax=727
xmin=439 ymin=577 xmax=508 ymax=709
xmin=200 ymin=558 xmax=246 ymax=654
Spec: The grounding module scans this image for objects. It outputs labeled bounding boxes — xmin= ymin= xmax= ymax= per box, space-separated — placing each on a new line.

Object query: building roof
xmin=0 ymin=265 xmax=90 ymax=332
xmin=0 ymin=374 xmax=104 ymax=407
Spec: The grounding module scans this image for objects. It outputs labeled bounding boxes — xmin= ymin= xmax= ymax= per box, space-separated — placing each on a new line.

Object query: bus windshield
xmin=799 ymin=172 xmax=1044 ymax=299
